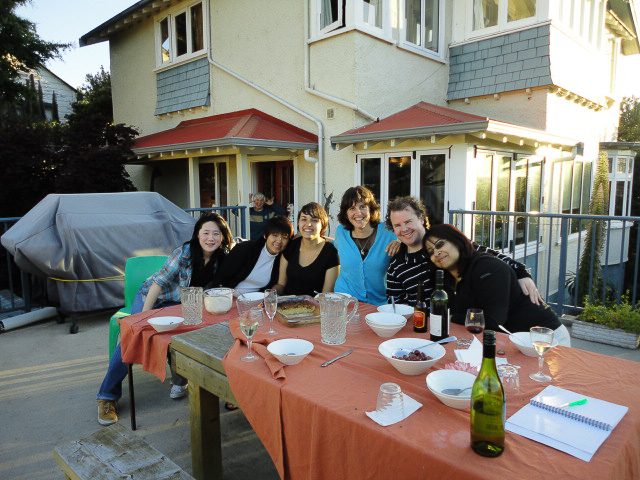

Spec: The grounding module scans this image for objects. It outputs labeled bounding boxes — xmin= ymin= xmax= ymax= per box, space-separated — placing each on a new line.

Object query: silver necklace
xmin=352 ymin=231 xmax=374 ymax=257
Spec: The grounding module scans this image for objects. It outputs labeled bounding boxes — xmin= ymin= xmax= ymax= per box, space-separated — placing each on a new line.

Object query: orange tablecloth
xmin=120 ymin=303 xmax=237 ymax=381
xmin=222 ymin=304 xmax=640 ymax=480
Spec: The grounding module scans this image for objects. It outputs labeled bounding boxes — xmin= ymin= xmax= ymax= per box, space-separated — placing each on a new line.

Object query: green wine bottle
xmin=470 ymin=330 xmax=505 ymax=457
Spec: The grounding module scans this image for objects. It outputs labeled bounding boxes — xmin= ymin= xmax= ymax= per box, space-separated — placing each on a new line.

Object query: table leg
xmin=189 ymin=382 xmax=222 ymax=480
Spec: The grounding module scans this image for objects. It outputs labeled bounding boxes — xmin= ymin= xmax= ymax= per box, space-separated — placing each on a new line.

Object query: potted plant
xmin=571 ymin=294 xmax=640 ymax=349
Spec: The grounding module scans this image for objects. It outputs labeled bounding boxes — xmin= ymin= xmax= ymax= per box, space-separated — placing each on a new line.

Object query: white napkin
xmin=365 ymin=393 xmax=422 ymax=427
xmin=455 ymin=336 xmax=508 ymax=367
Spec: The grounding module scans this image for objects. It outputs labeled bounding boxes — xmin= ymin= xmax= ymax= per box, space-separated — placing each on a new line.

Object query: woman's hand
xmin=385 ymin=240 xmax=401 ymax=257
xmin=518 ymin=277 xmax=543 ymax=305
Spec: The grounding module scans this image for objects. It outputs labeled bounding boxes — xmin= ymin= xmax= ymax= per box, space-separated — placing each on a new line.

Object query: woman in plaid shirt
xmin=97 ymin=213 xmax=233 ymax=426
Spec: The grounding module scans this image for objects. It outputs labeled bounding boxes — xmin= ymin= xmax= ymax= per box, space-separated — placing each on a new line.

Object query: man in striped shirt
xmin=385 ymin=196 xmax=541 ymax=307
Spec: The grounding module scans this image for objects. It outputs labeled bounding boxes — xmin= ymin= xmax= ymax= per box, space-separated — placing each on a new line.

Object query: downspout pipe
xmin=206 ymin=45 xmax=325 ymax=204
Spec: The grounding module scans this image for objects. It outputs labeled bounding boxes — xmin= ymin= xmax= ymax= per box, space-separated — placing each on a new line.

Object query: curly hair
xmin=336 ymin=186 xmax=381 ymax=231
xmin=297 ymin=202 xmax=329 ymax=236
xmin=385 ymin=196 xmax=430 ymax=231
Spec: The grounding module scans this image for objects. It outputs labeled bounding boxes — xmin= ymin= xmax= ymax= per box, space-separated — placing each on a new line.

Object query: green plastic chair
xmin=108 ymin=255 xmax=168 ymax=359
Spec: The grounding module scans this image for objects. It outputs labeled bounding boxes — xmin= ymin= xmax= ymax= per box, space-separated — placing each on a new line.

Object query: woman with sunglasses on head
xmin=333 ymin=186 xmax=400 ymax=304
xmin=424 ymin=223 xmax=570 ymax=343
xmin=96 ymin=213 xmax=233 ymax=426
xmin=274 ymin=202 xmax=340 ymax=296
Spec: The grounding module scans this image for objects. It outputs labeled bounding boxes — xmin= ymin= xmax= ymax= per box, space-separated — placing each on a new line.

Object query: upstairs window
xmin=608 ymin=154 xmax=634 ymax=217
xmin=310 ymin=0 xmax=392 ymax=41
xmin=469 ymin=0 xmax=538 ymax=37
xmin=401 ymin=0 xmax=443 ymax=57
xmin=156 ymin=1 xmax=206 ymax=68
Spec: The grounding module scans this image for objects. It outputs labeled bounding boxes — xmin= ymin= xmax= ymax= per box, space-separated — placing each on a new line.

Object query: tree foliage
xmin=0 ymin=69 xmax=138 ymax=217
xmin=0 ymin=0 xmax=69 ymax=115
xmin=618 ymin=96 xmax=640 ymax=142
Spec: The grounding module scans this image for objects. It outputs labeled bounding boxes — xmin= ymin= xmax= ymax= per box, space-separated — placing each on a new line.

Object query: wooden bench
xmin=53 ymin=423 xmax=194 ymax=480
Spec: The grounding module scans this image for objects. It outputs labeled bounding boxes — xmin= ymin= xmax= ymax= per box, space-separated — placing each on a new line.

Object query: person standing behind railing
xmin=249 ymin=192 xmax=286 ymax=240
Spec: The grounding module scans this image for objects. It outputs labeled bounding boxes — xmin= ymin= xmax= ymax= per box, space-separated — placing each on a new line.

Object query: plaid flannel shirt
xmin=139 ymin=244 xmax=192 ymax=304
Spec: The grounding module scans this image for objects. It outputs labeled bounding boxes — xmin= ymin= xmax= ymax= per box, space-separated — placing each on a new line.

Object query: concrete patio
xmin=0 ymin=311 xmax=638 ymax=479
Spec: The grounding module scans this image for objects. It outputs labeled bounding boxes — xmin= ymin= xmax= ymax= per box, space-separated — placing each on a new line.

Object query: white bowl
xmin=426 ymin=369 xmax=476 ymax=410
xmin=204 ymin=288 xmax=234 ymax=314
xmin=377 ymin=304 xmax=414 ymax=320
xmin=147 ymin=316 xmax=184 ymax=332
xmin=365 ymin=312 xmax=406 ymax=327
xmin=236 ymin=292 xmax=265 ymax=315
xmin=366 ymin=318 xmax=406 ymax=338
xmin=378 ymin=338 xmax=445 ymax=375
xmin=267 ymin=338 xmax=314 ymax=365
xmin=509 ymin=331 xmax=559 ymax=357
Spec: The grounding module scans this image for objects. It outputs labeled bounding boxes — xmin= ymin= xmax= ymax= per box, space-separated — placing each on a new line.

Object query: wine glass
xmin=239 ymin=307 xmax=261 ymax=362
xmin=465 ymin=308 xmax=485 ymax=336
xmin=529 ymin=326 xmax=554 ymax=382
xmin=264 ymin=289 xmax=278 ymax=335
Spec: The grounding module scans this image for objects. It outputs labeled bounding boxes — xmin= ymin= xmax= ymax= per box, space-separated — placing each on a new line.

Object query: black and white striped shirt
xmin=386 ymin=243 xmax=531 ymax=307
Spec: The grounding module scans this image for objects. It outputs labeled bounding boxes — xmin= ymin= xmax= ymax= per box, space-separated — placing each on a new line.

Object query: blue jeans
xmin=97 ymin=292 xmax=185 ymax=401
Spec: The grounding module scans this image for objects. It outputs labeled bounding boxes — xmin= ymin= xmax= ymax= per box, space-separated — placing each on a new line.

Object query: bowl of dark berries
xmin=378 ymin=338 xmax=445 ymax=376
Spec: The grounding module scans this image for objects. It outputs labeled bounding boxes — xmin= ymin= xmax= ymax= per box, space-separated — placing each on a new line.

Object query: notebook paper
xmin=505 ymin=385 xmax=628 ymax=461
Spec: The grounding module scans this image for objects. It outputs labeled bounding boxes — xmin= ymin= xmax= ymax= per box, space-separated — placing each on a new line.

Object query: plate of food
xmin=276 ymin=295 xmax=320 ymax=324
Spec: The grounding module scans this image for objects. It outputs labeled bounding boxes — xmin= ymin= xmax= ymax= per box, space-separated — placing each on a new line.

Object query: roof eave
xmin=79 ymin=0 xmax=155 ymax=47
xmin=131 ymin=137 xmax=318 ymax=156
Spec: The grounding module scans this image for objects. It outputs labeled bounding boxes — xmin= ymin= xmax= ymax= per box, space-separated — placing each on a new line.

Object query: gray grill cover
xmin=1 ymin=192 xmax=196 ymax=312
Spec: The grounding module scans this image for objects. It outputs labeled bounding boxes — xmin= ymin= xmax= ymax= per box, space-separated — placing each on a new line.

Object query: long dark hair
xmin=186 ymin=213 xmax=233 ymax=268
xmin=337 ymin=186 xmax=381 ymax=231
xmin=424 ymin=224 xmax=476 ymax=276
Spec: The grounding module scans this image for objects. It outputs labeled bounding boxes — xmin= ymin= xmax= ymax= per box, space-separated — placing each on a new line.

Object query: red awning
xmin=132 ymin=109 xmax=317 ymax=155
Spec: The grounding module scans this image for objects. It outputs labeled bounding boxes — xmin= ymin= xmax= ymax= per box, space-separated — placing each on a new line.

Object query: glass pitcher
xmin=315 ymin=293 xmax=358 ymax=345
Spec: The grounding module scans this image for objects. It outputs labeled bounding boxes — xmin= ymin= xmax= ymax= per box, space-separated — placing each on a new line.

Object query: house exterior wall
xmin=19 ymin=68 xmax=76 ymax=122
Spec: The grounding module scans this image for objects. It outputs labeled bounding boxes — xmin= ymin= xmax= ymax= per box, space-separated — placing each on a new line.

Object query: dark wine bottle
xmin=429 ymin=270 xmax=449 ymax=341
xmin=470 ymin=330 xmax=505 ymax=457
xmin=413 ymin=282 xmax=427 ymax=333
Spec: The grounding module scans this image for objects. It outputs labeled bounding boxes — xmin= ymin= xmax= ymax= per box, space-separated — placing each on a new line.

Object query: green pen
xmin=558 ymin=399 xmax=587 ymax=408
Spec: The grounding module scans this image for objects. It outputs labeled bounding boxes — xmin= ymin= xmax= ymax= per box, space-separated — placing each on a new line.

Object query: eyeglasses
xmin=426 ymin=239 xmax=446 ymax=256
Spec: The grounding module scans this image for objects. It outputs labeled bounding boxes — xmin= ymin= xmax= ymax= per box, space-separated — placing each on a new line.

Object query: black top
xmin=283 ymin=237 xmax=340 ymax=296
xmin=214 ymin=237 xmax=282 ymax=290
xmin=190 ymin=249 xmax=225 ymax=290
xmin=386 ymin=242 xmax=532 ymax=307
xmin=450 ymin=253 xmax=561 ymax=333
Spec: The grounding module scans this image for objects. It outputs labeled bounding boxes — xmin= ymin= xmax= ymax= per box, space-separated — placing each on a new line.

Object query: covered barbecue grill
xmin=1 ymin=192 xmax=196 ymax=332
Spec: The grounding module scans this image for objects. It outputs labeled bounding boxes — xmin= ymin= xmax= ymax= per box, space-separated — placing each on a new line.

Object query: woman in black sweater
xmin=423 ymin=224 xmax=570 ymax=345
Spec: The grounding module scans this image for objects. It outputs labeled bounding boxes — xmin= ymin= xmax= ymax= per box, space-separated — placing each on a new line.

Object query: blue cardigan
xmin=333 ymin=223 xmax=396 ymax=305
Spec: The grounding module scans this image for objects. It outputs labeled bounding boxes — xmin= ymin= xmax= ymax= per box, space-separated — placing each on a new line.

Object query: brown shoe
xmin=97 ymin=399 xmax=118 ymax=425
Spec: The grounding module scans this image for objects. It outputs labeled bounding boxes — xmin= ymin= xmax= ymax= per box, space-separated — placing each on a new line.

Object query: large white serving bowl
xmin=204 ymin=288 xmax=234 ymax=314
xmin=267 ymin=338 xmax=314 ymax=365
xmin=509 ymin=331 xmax=559 ymax=357
xmin=426 ymin=369 xmax=476 ymax=410
xmin=366 ymin=312 xmax=406 ymax=326
xmin=148 ymin=316 xmax=184 ymax=332
xmin=377 ymin=304 xmax=414 ymax=320
xmin=378 ymin=338 xmax=445 ymax=375
xmin=366 ymin=318 xmax=406 ymax=338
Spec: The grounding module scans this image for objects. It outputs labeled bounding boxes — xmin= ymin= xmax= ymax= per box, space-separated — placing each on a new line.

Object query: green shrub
xmin=578 ymin=294 xmax=640 ymax=334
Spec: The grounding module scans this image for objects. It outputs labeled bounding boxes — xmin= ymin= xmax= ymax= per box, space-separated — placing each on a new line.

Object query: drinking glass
xmin=529 ymin=326 xmax=554 ymax=382
xmin=264 ymin=289 xmax=277 ymax=335
xmin=376 ymin=383 xmax=405 ymax=421
xmin=497 ymin=364 xmax=520 ymax=395
xmin=180 ymin=287 xmax=203 ymax=325
xmin=465 ymin=308 xmax=485 ymax=336
xmin=240 ymin=307 xmax=261 ymax=362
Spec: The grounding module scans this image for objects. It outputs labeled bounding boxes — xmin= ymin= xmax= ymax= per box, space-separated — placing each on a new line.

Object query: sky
xmin=14 ymin=0 xmax=640 ymax=96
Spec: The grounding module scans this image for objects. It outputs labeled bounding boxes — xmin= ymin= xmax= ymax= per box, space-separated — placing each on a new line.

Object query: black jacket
xmin=214 ymin=237 xmax=282 ymax=290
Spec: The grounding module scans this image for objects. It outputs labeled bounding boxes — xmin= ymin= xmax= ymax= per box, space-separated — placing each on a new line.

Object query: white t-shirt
xmin=233 ymin=245 xmax=278 ymax=295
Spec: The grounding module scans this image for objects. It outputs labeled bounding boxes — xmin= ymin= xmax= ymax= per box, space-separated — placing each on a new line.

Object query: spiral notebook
xmin=506 ymin=385 xmax=628 ymax=462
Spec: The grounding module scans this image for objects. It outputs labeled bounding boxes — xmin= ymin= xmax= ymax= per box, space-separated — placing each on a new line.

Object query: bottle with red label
xmin=413 ymin=282 xmax=428 ymax=333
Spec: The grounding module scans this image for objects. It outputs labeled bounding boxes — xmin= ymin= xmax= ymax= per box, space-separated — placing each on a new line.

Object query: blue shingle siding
xmin=155 ymin=57 xmax=210 ymax=115
xmin=447 ymin=26 xmax=551 ymax=101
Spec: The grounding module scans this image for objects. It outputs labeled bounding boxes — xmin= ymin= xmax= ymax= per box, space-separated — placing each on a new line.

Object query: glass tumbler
xmin=376 ymin=382 xmax=405 ymax=420
xmin=180 ymin=286 xmax=203 ymax=325
xmin=497 ymin=364 xmax=520 ymax=395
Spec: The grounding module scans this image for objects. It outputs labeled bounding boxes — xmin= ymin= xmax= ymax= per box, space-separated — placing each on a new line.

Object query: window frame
xmin=607 ymin=153 xmax=635 ymax=218
xmin=309 ymin=0 xmax=393 ymax=43
xmin=549 ymin=156 xmax=593 ymax=241
xmin=465 ymin=0 xmax=541 ymax=40
xmin=154 ymin=1 xmax=208 ymax=69
xmin=398 ymin=0 xmax=446 ymax=60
